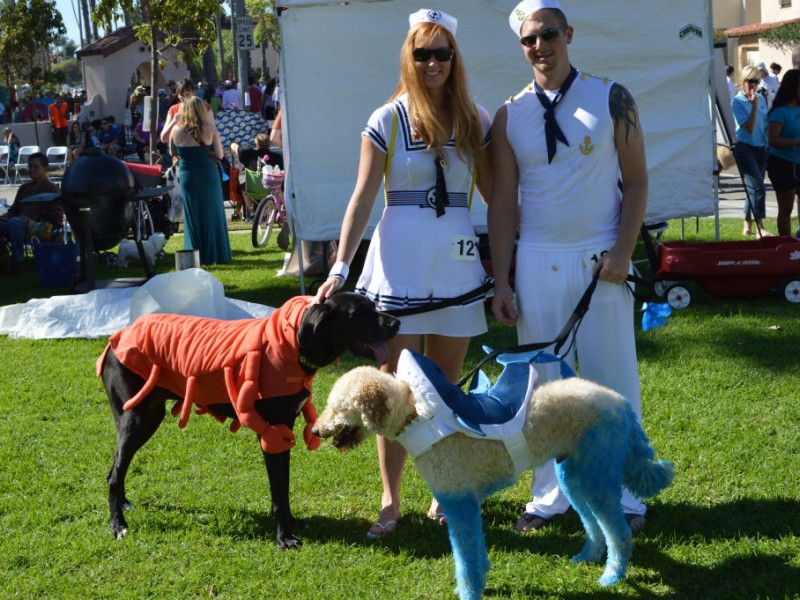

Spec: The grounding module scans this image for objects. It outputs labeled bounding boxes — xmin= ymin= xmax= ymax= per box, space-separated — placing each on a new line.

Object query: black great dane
xmin=98 ymin=293 xmax=399 ymax=549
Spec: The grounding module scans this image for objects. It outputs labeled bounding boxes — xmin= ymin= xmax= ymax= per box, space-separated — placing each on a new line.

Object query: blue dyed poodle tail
xmin=623 ymin=405 xmax=675 ymax=499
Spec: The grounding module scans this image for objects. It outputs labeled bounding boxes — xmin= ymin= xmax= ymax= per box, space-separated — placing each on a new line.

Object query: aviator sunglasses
xmin=412 ymin=47 xmax=455 ymax=62
xmin=519 ymin=27 xmax=565 ymax=47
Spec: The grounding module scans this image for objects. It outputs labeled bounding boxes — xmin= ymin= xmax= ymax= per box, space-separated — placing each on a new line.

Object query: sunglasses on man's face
xmin=412 ymin=47 xmax=454 ymax=63
xmin=519 ymin=27 xmax=565 ymax=48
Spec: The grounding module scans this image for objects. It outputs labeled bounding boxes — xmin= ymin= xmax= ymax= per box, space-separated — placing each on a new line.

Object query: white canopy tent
xmin=279 ymin=0 xmax=716 ymax=281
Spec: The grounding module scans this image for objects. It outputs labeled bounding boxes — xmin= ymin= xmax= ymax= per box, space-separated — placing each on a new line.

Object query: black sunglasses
xmin=745 ymin=79 xmax=761 ymax=84
xmin=519 ymin=27 xmax=565 ymax=48
xmin=412 ymin=47 xmax=454 ymax=63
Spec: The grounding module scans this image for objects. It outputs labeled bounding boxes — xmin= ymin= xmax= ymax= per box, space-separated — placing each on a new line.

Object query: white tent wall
xmin=279 ymin=0 xmax=715 ymax=243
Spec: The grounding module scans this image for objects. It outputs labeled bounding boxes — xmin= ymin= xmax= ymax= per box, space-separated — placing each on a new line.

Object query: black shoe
xmin=231 ymin=214 xmax=241 ymax=222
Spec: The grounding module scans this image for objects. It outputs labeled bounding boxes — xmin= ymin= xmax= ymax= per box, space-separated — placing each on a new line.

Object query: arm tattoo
xmin=609 ymin=83 xmax=640 ymax=146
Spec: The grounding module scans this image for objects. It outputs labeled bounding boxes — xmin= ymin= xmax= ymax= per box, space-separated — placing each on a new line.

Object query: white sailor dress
xmin=356 ymin=95 xmax=491 ymax=336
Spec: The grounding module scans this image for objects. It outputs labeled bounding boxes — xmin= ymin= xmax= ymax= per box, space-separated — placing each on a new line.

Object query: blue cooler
xmin=32 ymin=241 xmax=79 ymax=288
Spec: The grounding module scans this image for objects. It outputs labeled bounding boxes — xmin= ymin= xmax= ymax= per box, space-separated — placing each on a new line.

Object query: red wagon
xmin=654 ymin=235 xmax=800 ymax=308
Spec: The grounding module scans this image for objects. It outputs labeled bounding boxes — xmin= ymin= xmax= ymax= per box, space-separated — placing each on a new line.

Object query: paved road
xmin=717 ymin=167 xmax=779 ymax=219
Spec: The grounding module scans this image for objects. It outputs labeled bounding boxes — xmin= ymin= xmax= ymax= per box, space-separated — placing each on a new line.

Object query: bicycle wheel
xmin=133 ymin=201 xmax=156 ymax=242
xmin=252 ymin=196 xmax=277 ymax=247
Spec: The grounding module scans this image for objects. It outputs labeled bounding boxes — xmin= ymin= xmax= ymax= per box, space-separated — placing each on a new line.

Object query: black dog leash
xmin=456 ymin=271 xmax=649 ymax=388
xmin=385 ymin=279 xmax=495 ymax=318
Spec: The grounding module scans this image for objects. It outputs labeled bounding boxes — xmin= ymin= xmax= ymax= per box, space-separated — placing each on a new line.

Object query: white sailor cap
xmin=509 ymin=0 xmax=563 ymax=36
xmin=409 ymin=9 xmax=458 ymax=37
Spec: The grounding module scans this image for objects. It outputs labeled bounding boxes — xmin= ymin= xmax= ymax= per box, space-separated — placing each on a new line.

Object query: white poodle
xmin=314 ymin=349 xmax=674 ymax=598
xmin=116 ymin=232 xmax=167 ymax=268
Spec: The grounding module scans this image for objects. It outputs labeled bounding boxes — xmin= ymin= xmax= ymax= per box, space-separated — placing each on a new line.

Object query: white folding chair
xmin=14 ymin=145 xmax=40 ymax=183
xmin=46 ymin=146 xmax=69 ymax=178
xmin=0 ymin=146 xmax=10 ymax=184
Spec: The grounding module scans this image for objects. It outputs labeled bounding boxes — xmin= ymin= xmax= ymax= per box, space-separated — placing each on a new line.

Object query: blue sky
xmin=56 ymin=0 xmax=82 ymax=44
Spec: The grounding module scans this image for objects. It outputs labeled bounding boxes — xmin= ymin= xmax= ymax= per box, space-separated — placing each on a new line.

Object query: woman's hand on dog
xmin=313 ymin=276 xmax=344 ymax=303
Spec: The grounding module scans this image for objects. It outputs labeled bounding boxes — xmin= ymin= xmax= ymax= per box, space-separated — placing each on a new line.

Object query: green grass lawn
xmin=1 ymin=219 xmax=799 ymax=599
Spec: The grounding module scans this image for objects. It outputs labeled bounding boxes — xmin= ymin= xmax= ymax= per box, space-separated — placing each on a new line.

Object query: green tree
xmin=188 ymin=32 xmax=234 ymax=84
xmin=52 ymin=58 xmax=83 ymax=85
xmin=246 ymin=0 xmax=279 ymax=77
xmin=94 ymin=0 xmax=223 ymax=160
xmin=761 ymin=23 xmax=800 ymax=49
xmin=0 ymin=0 xmax=66 ymax=91
xmin=247 ymin=0 xmax=279 ymax=52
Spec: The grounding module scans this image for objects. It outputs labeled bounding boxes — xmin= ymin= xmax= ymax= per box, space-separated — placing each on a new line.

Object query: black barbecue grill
xmin=60 ymin=147 xmax=165 ymax=291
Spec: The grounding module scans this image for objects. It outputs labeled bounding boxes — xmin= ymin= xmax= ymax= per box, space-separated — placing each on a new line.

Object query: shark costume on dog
xmin=315 ymin=349 xmax=674 ymax=598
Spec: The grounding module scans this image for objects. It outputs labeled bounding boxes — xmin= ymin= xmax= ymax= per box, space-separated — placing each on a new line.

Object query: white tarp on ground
xmin=279 ymin=0 xmax=715 ymax=241
xmin=0 ymin=269 xmax=274 ymax=339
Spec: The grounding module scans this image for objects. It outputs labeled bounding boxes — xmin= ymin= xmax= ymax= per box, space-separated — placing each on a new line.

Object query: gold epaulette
xmin=508 ymin=83 xmax=534 ymax=103
xmin=580 ymin=72 xmax=611 ymax=85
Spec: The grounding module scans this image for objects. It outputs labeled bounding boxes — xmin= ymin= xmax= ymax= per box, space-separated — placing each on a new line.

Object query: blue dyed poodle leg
xmin=591 ymin=496 xmax=631 ymax=587
xmin=589 ymin=494 xmax=633 ymax=586
xmin=556 ymin=460 xmax=606 ymax=564
xmin=556 ymin=424 xmax=632 ymax=586
xmin=437 ymin=493 xmax=489 ymax=600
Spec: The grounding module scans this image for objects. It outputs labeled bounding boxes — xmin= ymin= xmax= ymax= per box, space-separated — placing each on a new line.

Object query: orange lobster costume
xmin=97 ymin=296 xmax=320 ymax=454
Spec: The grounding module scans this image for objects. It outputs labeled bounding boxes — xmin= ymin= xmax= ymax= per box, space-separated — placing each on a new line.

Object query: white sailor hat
xmin=409 ymin=9 xmax=458 ymax=37
xmin=509 ymin=0 xmax=563 ymax=36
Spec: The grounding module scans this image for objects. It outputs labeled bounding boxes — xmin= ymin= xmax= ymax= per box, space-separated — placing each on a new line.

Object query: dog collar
xmin=396 ymin=410 xmax=418 ymax=436
xmin=298 ymin=354 xmax=319 ymax=373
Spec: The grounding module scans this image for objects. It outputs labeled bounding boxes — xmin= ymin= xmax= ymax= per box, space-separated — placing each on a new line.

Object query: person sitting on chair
xmin=97 ymin=117 xmax=123 ymax=156
xmin=3 ymin=127 xmax=21 ymax=163
xmin=230 ymin=133 xmax=283 ymax=219
xmin=0 ymin=152 xmax=62 ymax=273
xmin=67 ymin=122 xmax=88 ymax=163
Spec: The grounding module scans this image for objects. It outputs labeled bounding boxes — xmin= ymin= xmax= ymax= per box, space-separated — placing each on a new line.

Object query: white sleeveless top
xmin=506 ymin=72 xmax=621 ymax=251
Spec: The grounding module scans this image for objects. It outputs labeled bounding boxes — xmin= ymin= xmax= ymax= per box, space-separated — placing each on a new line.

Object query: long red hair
xmin=391 ymin=22 xmax=482 ymax=169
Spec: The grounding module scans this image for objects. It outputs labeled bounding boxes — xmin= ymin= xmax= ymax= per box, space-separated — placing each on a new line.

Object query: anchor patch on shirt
xmin=579 ymin=136 xmax=594 ymax=155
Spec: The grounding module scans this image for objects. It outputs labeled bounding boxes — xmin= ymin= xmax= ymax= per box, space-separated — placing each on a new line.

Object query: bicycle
xmin=251 ymin=170 xmax=290 ymax=248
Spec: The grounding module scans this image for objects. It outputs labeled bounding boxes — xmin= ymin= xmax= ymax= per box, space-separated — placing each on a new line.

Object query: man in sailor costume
xmin=488 ymin=0 xmax=650 ymax=532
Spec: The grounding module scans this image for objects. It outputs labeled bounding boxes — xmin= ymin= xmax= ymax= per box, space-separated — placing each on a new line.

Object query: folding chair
xmin=46 ymin=146 xmax=69 ymax=178
xmin=242 ymin=168 xmax=270 ymax=216
xmin=0 ymin=146 xmax=10 ymax=184
xmin=14 ymin=145 xmax=40 ymax=183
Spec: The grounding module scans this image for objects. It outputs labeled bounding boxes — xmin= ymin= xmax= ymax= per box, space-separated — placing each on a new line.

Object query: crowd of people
xmin=2 ymin=73 xmax=271 ymax=272
xmin=0 ymin=87 xmax=87 ymax=126
xmin=128 ymin=75 xmax=279 ymax=127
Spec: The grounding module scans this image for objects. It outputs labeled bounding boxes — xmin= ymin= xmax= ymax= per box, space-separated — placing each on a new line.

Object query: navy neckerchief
xmin=433 ymin=153 xmax=450 ymax=217
xmin=533 ymin=65 xmax=578 ymax=163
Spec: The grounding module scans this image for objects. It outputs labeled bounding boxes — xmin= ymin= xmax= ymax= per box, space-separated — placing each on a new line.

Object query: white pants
xmin=515 ymin=246 xmax=645 ymax=518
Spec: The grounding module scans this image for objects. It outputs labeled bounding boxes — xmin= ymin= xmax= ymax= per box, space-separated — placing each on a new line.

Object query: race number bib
xmin=582 ymin=248 xmax=609 ymax=269
xmin=450 ymin=235 xmax=479 ymax=261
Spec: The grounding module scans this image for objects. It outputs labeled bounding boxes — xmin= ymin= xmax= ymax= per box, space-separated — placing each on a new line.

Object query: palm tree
xmin=81 ymin=0 xmax=92 ymax=44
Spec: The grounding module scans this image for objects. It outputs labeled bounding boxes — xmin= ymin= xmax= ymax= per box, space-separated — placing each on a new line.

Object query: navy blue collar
xmin=533 ymin=65 xmax=579 ymax=163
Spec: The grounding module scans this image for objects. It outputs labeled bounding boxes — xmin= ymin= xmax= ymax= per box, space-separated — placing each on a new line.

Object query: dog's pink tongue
xmin=370 ymin=343 xmax=390 ymax=365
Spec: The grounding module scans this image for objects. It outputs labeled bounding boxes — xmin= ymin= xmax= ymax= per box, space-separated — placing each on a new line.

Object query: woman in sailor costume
xmin=315 ymin=8 xmax=492 ymax=539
